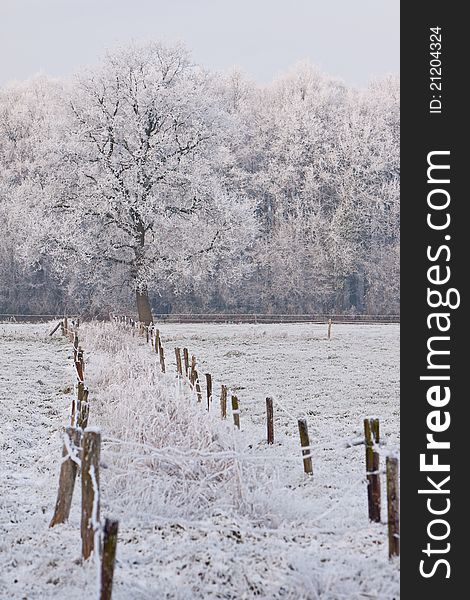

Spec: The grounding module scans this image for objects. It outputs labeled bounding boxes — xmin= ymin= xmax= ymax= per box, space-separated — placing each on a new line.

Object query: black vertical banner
xmin=401 ymin=3 xmax=466 ymax=598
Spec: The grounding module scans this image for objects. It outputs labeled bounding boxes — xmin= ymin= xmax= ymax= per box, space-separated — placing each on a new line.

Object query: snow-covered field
xmin=0 ymin=321 xmax=399 ymax=599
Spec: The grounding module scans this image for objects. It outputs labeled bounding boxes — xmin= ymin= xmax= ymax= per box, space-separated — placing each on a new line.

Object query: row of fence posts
xmin=50 ymin=318 xmax=118 ymax=599
xmin=113 ymin=315 xmax=400 ymax=559
xmin=364 ymin=418 xmax=400 ymax=558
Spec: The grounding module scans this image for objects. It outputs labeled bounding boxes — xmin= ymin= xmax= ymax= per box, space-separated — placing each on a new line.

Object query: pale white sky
xmin=0 ymin=0 xmax=399 ymax=86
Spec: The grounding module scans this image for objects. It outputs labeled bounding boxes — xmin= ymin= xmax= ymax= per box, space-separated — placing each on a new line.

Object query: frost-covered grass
xmin=0 ymin=321 xmax=399 ymax=599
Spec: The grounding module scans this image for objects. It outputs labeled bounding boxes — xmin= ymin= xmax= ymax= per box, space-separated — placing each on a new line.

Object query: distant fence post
xmin=266 ymin=397 xmax=274 ymax=444
xmin=49 ymin=427 xmax=81 ymax=527
xmin=205 ymin=373 xmax=212 ymax=410
xmin=159 ymin=343 xmax=166 ymax=373
xmin=328 ymin=318 xmax=332 ymax=340
xmin=190 ymin=355 xmax=197 ymax=386
xmin=183 ymin=348 xmax=189 ymax=377
xmin=364 ymin=418 xmax=381 ymax=522
xmin=71 ymin=382 xmax=85 ymax=427
xmin=231 ymin=395 xmax=240 ymax=429
xmin=298 ymin=418 xmax=313 ymax=475
xmin=175 ymin=347 xmax=183 ymax=376
xmin=81 ymin=429 xmax=101 ymax=560
xmin=220 ymin=385 xmax=227 ymax=419
xmin=194 ymin=371 xmax=203 ymax=402
xmin=78 ymin=389 xmax=90 ymax=429
xmin=154 ymin=329 xmax=160 ymax=354
xmin=386 ymin=456 xmax=400 ymax=558
xmin=49 ymin=321 xmax=62 ymax=336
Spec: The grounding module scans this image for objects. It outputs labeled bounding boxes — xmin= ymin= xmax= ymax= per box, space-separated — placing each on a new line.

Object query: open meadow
xmin=0 ymin=321 xmax=399 ymax=599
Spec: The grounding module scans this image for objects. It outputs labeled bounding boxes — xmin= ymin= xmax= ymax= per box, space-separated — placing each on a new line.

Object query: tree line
xmin=0 ymin=43 xmax=399 ymax=322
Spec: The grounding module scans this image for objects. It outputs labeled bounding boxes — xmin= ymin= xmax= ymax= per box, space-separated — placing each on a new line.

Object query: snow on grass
xmin=0 ymin=321 xmax=399 ymax=599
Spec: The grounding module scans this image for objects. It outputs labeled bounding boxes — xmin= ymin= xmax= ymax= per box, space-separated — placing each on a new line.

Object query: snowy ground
xmin=0 ymin=321 xmax=399 ymax=599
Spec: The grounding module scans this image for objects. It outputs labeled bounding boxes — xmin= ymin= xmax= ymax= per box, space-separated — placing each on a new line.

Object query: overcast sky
xmin=0 ymin=0 xmax=399 ymax=87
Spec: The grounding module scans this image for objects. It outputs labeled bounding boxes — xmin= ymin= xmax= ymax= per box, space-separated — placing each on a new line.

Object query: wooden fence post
xmin=386 ymin=456 xmax=400 ymax=558
xmin=75 ymin=356 xmax=84 ymax=383
xmin=77 ymin=347 xmax=85 ymax=376
xmin=100 ymin=518 xmax=119 ymax=600
xmin=183 ymin=348 xmax=189 ymax=377
xmin=49 ymin=427 xmax=81 ymax=527
xmin=364 ymin=418 xmax=381 ymax=522
xmin=78 ymin=389 xmax=90 ymax=429
xmin=190 ymin=355 xmax=197 ymax=386
xmin=154 ymin=329 xmax=160 ymax=353
xmin=298 ymin=419 xmax=313 ymax=475
xmin=220 ymin=385 xmax=227 ymax=419
xmin=231 ymin=395 xmax=240 ymax=429
xmin=328 ymin=318 xmax=332 ymax=340
xmin=194 ymin=371 xmax=203 ymax=402
xmin=205 ymin=373 xmax=212 ymax=411
xmin=81 ymin=429 xmax=101 ymax=560
xmin=49 ymin=321 xmax=62 ymax=337
xmin=71 ymin=382 xmax=85 ymax=427
xmin=266 ymin=397 xmax=274 ymax=444
xmin=159 ymin=343 xmax=166 ymax=373
xmin=175 ymin=348 xmax=183 ymax=376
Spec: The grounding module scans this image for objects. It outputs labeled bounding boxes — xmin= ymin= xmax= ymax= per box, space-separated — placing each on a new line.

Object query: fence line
xmin=48 ymin=319 xmax=119 ymax=599
xmin=43 ymin=312 xmax=399 ymax=600
xmin=110 ymin=312 xmax=400 ymax=325
xmin=112 ymin=313 xmax=400 ymax=561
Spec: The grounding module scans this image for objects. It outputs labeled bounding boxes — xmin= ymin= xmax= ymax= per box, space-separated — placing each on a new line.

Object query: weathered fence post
xmin=154 ymin=329 xmax=160 ymax=353
xmin=49 ymin=321 xmax=62 ymax=337
xmin=78 ymin=389 xmax=90 ymax=429
xmin=183 ymin=348 xmax=189 ymax=377
xmin=220 ymin=385 xmax=227 ymax=419
xmin=77 ymin=347 xmax=85 ymax=377
xmin=328 ymin=318 xmax=332 ymax=340
xmin=231 ymin=395 xmax=240 ymax=429
xmin=75 ymin=355 xmax=84 ymax=383
xmin=159 ymin=343 xmax=166 ymax=373
xmin=364 ymin=418 xmax=381 ymax=522
xmin=100 ymin=518 xmax=119 ymax=600
xmin=298 ymin=418 xmax=313 ymax=475
xmin=205 ymin=373 xmax=212 ymax=411
xmin=266 ymin=397 xmax=274 ymax=444
xmin=190 ymin=355 xmax=197 ymax=386
xmin=194 ymin=371 xmax=203 ymax=402
xmin=81 ymin=429 xmax=101 ymax=560
xmin=175 ymin=348 xmax=183 ymax=376
xmin=71 ymin=382 xmax=85 ymax=427
xmin=49 ymin=427 xmax=81 ymax=527
xmin=386 ymin=456 xmax=400 ymax=558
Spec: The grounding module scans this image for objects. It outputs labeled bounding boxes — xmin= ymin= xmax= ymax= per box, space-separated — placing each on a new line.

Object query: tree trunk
xmin=136 ymin=287 xmax=153 ymax=325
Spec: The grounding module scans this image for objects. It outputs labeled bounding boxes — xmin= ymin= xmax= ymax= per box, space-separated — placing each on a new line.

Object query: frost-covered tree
xmin=34 ymin=43 xmax=255 ymax=323
xmin=221 ymin=63 xmax=399 ymax=314
xmin=0 ymin=78 xmax=67 ymax=313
